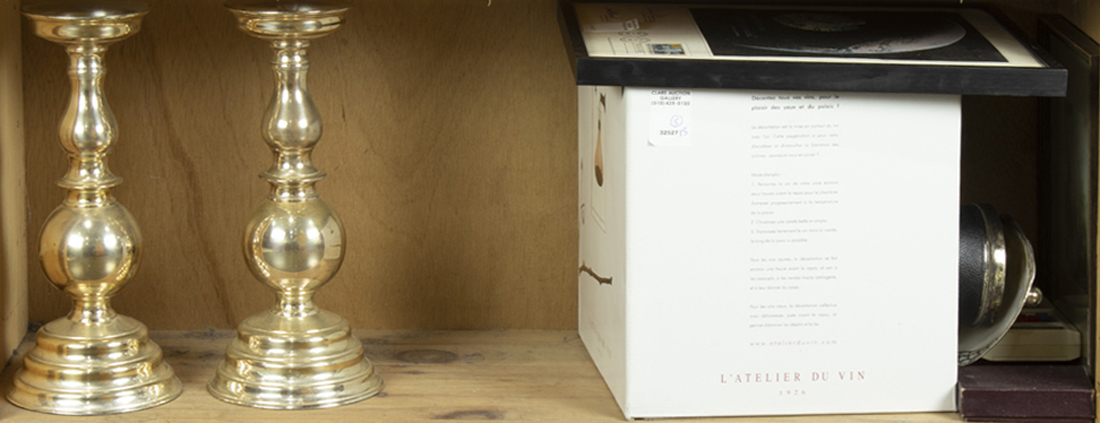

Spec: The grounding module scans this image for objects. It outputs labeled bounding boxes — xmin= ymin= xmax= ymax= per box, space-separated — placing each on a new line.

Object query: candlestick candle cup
xmin=207 ymin=0 xmax=383 ymax=409
xmin=8 ymin=0 xmax=183 ymax=415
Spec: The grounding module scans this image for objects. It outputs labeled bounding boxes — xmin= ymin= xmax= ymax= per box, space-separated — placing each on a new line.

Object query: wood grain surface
xmin=1 ymin=0 xmax=28 ymax=366
xmin=21 ymin=0 xmax=579 ymax=330
xmin=0 ymin=329 xmax=966 ymax=422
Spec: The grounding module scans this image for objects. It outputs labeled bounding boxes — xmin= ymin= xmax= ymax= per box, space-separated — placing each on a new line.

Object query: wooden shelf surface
xmin=0 ymin=330 xmax=962 ymax=422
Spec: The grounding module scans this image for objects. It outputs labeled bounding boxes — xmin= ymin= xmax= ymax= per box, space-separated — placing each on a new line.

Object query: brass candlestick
xmin=8 ymin=0 xmax=182 ymax=415
xmin=207 ymin=0 xmax=382 ymax=409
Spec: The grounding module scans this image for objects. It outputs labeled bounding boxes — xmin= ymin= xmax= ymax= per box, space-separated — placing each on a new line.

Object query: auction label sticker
xmin=649 ymin=89 xmax=692 ymax=147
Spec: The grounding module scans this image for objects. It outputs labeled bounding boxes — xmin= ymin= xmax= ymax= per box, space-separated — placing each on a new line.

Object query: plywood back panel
xmin=1 ymin=0 xmax=28 ymax=361
xmin=22 ymin=0 xmax=579 ymax=330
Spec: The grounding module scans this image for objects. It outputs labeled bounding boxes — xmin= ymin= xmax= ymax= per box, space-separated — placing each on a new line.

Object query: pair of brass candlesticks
xmin=9 ymin=0 xmax=381 ymax=415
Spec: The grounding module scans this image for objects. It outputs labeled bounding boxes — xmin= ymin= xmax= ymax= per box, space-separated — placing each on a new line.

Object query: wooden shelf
xmin=1 ymin=330 xmax=963 ymax=422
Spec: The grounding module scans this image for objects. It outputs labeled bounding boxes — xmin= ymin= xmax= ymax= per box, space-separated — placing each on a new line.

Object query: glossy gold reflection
xmin=8 ymin=0 xmax=181 ymax=415
xmin=207 ymin=0 xmax=382 ymax=409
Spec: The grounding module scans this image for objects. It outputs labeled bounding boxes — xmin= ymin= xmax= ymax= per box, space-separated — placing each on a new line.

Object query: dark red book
xmin=957 ymin=364 xmax=1094 ymax=423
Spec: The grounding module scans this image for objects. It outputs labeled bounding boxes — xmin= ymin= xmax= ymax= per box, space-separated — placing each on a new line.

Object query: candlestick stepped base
xmin=207 ymin=0 xmax=382 ymax=409
xmin=8 ymin=0 xmax=181 ymax=415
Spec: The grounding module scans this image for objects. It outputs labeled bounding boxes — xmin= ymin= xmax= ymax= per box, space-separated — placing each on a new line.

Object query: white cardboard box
xmin=577 ymin=86 xmax=960 ymax=419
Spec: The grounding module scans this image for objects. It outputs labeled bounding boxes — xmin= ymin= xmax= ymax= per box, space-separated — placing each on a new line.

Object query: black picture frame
xmin=558 ymin=1 xmax=1067 ymax=96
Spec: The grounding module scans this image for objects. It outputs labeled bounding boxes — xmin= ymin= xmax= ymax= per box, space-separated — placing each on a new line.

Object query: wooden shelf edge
xmin=0 ymin=329 xmax=964 ymax=422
